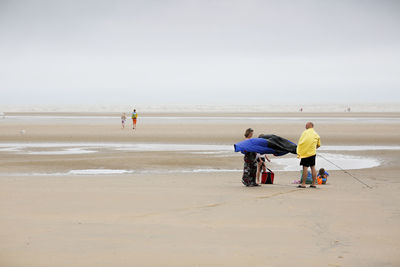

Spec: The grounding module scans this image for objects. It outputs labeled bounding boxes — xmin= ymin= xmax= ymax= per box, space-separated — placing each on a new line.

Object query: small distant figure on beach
xmin=121 ymin=113 xmax=127 ymax=129
xmin=347 ymin=107 xmax=351 ymax=112
xmin=299 ymin=107 xmax=303 ymax=112
xmin=297 ymin=122 xmax=321 ymax=188
xmin=131 ymin=109 xmax=138 ymax=130
xmin=242 ymin=128 xmax=259 ymax=187
xmin=317 ymin=168 xmax=329 ymax=184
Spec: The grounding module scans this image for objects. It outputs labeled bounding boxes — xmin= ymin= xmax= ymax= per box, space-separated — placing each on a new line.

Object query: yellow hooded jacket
xmin=297 ymin=128 xmax=321 ymax=158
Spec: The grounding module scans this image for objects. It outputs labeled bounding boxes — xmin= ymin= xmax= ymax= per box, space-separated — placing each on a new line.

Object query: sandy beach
xmin=1 ymin=112 xmax=400 ymax=266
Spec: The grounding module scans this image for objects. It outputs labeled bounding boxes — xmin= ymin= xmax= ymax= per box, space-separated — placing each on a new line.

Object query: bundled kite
xmin=234 ymin=134 xmax=297 ymax=156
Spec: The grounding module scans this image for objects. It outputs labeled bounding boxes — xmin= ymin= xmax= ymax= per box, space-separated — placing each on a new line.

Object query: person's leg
xmin=256 ymin=162 xmax=262 ymax=184
xmin=250 ymin=162 xmax=257 ymax=185
xmin=242 ymin=162 xmax=250 ymax=186
xmin=311 ymin=165 xmax=317 ymax=186
xmin=301 ymin=166 xmax=308 ymax=187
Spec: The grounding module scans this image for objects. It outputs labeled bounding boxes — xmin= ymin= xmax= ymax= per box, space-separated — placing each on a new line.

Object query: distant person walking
xmin=131 ymin=109 xmax=138 ymax=130
xmin=297 ymin=122 xmax=321 ymax=188
xmin=121 ymin=113 xmax=127 ymax=129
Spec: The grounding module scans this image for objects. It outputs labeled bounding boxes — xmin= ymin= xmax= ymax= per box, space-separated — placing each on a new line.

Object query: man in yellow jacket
xmin=297 ymin=122 xmax=321 ymax=188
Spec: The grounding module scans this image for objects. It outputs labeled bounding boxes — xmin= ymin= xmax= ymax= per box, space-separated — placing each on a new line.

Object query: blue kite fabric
xmin=235 ymin=138 xmax=275 ymax=155
xmin=234 ymin=135 xmax=297 ymax=156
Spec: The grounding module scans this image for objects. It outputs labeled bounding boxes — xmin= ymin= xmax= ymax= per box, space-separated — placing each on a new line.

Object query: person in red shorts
xmin=131 ymin=109 xmax=137 ymax=130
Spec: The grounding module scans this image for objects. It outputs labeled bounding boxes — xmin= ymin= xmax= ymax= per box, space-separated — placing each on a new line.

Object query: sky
xmin=0 ymin=0 xmax=399 ymax=105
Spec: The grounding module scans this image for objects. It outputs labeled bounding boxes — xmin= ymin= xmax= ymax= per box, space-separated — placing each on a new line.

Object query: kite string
xmin=318 ymin=153 xmax=373 ymax=189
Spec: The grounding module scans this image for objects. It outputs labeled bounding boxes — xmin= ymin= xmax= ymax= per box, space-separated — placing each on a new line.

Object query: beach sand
xmin=0 ymin=113 xmax=400 ymax=266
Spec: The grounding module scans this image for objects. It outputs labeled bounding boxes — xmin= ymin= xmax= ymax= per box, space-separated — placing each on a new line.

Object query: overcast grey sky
xmin=0 ymin=0 xmax=399 ymax=105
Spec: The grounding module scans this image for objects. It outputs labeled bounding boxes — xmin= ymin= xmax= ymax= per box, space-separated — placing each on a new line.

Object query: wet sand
xmin=0 ymin=113 xmax=400 ymax=266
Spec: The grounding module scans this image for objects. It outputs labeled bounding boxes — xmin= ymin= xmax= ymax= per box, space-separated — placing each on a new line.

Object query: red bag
xmin=261 ymin=168 xmax=274 ymax=184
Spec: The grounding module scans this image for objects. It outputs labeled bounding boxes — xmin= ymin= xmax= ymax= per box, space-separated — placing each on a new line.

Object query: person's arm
xmin=265 ymin=155 xmax=271 ymax=162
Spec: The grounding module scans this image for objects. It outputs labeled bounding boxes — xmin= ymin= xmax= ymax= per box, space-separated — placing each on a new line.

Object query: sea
xmin=0 ymin=103 xmax=400 ymax=113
